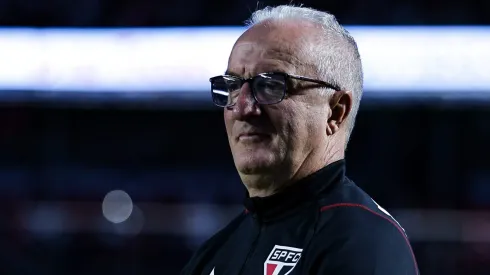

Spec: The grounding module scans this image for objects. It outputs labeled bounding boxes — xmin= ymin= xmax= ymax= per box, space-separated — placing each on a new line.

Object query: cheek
xmin=270 ymin=105 xmax=304 ymax=136
xmin=291 ymin=109 xmax=326 ymax=141
xmin=223 ymin=110 xmax=233 ymax=134
xmin=273 ymin=114 xmax=307 ymax=146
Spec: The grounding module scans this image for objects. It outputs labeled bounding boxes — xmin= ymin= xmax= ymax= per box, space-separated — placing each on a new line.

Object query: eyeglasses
xmin=209 ymin=72 xmax=340 ymax=108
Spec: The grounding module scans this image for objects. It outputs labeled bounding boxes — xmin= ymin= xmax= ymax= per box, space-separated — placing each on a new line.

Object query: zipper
xmin=238 ymin=216 xmax=263 ymax=275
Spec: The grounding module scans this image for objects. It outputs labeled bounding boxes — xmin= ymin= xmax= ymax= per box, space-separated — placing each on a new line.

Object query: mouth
xmin=237 ymin=132 xmax=270 ymax=142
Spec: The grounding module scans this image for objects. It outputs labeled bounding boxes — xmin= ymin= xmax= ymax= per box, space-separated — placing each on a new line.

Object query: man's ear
xmin=326 ymin=91 xmax=352 ymax=136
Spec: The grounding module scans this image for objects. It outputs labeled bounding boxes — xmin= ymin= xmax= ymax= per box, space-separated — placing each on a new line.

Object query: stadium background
xmin=0 ymin=0 xmax=489 ymax=274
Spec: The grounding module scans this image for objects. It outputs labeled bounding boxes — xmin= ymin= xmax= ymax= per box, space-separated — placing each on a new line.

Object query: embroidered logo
xmin=264 ymin=245 xmax=303 ymax=275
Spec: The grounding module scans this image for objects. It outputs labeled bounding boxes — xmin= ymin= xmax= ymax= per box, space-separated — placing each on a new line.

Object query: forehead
xmin=227 ymin=22 xmax=314 ymax=77
xmin=228 ymin=42 xmax=302 ymax=75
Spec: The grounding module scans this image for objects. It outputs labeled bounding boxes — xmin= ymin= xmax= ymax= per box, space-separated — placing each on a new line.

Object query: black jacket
xmin=181 ymin=160 xmax=419 ymax=275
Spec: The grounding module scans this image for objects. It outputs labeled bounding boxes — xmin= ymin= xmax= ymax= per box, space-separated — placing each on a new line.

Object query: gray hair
xmin=244 ymin=5 xmax=364 ymax=145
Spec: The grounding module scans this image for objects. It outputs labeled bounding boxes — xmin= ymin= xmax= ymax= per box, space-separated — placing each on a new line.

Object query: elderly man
xmin=182 ymin=5 xmax=418 ymax=275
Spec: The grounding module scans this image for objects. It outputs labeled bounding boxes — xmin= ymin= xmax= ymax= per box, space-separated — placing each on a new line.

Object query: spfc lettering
xmin=264 ymin=245 xmax=303 ymax=275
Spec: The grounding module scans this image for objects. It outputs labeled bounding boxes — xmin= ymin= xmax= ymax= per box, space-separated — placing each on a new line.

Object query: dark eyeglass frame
xmin=209 ymin=72 xmax=340 ymax=108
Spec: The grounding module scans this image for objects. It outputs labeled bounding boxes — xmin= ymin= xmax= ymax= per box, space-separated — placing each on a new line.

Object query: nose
xmin=231 ymin=82 xmax=261 ymax=120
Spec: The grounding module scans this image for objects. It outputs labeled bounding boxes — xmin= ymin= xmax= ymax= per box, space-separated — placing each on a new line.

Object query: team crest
xmin=264 ymin=245 xmax=303 ymax=275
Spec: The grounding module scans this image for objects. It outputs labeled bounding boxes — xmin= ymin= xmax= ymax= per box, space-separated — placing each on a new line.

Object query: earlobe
xmin=326 ymin=124 xmax=333 ymax=135
xmin=326 ymin=120 xmax=339 ymax=136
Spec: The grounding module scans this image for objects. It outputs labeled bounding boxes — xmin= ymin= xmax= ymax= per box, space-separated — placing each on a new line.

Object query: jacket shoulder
xmin=318 ymin=177 xmax=405 ymax=231
xmin=306 ymin=178 xmax=418 ymax=274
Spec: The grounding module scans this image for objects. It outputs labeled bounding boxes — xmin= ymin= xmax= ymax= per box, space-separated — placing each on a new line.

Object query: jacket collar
xmin=243 ymin=159 xmax=346 ymax=222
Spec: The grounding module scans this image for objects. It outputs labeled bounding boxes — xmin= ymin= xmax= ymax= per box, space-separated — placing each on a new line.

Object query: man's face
xmin=224 ymin=22 xmax=331 ymax=178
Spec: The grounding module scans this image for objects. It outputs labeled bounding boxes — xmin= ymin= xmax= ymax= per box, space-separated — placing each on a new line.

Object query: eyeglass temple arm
xmin=288 ymin=74 xmax=340 ymax=91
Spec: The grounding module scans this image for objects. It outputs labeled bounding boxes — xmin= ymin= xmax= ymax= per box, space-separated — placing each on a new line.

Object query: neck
xmin=242 ymin=140 xmax=345 ymax=198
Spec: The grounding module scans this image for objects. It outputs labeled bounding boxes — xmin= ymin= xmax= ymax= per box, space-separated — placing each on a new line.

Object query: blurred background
xmin=0 ymin=0 xmax=489 ymax=274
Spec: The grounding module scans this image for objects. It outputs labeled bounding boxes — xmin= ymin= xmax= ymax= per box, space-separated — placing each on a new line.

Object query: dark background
xmin=0 ymin=0 xmax=489 ymax=274
xmin=0 ymin=0 xmax=489 ymax=26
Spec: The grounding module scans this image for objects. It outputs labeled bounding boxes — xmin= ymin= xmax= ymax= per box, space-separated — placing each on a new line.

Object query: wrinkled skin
xmin=224 ymin=20 xmax=352 ymax=197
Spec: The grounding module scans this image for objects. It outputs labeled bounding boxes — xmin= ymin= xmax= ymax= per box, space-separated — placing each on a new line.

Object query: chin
xmin=231 ymin=138 xmax=282 ymax=174
xmin=233 ymin=152 xmax=277 ymax=175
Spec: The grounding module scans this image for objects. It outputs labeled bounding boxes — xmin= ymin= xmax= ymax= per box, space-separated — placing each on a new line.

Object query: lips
xmin=237 ymin=132 xmax=269 ymax=141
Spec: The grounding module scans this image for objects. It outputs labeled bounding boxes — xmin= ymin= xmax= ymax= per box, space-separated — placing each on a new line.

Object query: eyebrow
xmin=224 ymin=67 xmax=288 ymax=78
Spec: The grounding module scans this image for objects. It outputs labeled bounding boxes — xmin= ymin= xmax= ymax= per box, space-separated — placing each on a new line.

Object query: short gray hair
xmin=244 ymin=5 xmax=364 ymax=145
